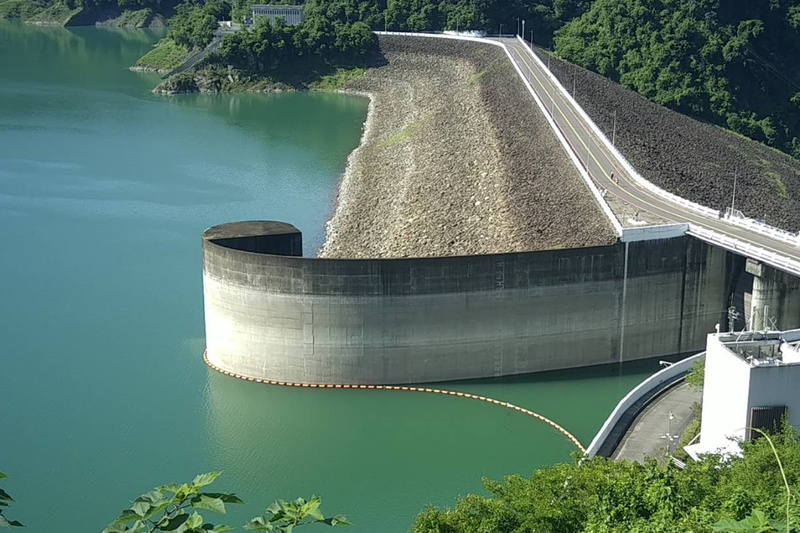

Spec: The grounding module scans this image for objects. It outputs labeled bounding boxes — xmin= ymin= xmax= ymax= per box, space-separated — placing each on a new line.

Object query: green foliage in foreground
xmin=411 ymin=427 xmax=800 ymax=533
xmin=103 ymin=471 xmax=348 ymax=533
xmin=0 ymin=471 xmax=23 ymax=528
xmin=135 ymin=38 xmax=191 ymax=71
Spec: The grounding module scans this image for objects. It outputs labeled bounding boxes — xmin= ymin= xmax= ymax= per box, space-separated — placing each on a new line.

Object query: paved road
xmin=501 ymin=38 xmax=800 ymax=270
xmin=612 ymin=381 xmax=701 ymax=463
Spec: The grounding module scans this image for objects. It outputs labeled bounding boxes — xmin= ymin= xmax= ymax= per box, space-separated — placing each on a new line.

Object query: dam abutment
xmin=203 ymin=222 xmax=738 ymax=384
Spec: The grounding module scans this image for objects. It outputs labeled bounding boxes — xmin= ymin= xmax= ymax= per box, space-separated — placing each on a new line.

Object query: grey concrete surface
xmin=612 ymin=382 xmax=701 ymax=463
xmin=203 ymin=223 xmax=738 ymax=384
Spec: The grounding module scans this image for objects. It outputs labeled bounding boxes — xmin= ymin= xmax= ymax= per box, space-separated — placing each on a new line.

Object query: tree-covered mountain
xmin=4 ymin=0 xmax=800 ymax=160
xmin=555 ymin=0 xmax=800 ymax=160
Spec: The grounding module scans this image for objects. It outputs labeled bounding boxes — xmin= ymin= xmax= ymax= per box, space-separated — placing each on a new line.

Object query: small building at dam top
xmin=202 ymin=221 xmax=800 ymax=385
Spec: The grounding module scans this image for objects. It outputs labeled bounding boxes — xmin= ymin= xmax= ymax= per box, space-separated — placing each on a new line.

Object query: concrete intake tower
xmin=202 ymin=220 xmax=740 ymax=385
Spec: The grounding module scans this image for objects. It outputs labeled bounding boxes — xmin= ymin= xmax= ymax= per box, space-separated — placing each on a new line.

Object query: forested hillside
xmin=556 ymin=0 xmax=800 ymax=161
xmin=4 ymin=0 xmax=800 ymax=162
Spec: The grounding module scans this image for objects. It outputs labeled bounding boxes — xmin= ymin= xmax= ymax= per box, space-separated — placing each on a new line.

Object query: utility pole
xmin=530 ymin=29 xmax=534 ymax=47
xmin=515 ymin=17 xmax=520 ymax=36
xmin=499 ymin=23 xmax=502 ymax=37
xmin=731 ymin=171 xmax=737 ymax=213
xmin=612 ymin=110 xmax=617 ymax=145
xmin=522 ymin=19 xmax=525 ymax=42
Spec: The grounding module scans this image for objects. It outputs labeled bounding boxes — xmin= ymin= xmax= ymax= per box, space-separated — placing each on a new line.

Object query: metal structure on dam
xmin=202 ymin=33 xmax=800 ymax=385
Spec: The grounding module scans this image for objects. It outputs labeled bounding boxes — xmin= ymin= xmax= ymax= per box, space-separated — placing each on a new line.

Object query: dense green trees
xmin=410 ymin=427 xmax=800 ymax=533
xmin=554 ymin=0 xmax=800 ymax=160
xmin=169 ymin=1 xmax=228 ymax=48
xmin=210 ymin=16 xmax=377 ymax=72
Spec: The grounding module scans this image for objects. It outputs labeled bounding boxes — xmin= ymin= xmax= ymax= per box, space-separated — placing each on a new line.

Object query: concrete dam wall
xmin=203 ymin=221 xmax=734 ymax=384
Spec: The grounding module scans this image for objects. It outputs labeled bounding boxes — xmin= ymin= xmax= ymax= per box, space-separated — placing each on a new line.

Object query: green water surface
xmin=0 ymin=22 xmax=658 ymax=533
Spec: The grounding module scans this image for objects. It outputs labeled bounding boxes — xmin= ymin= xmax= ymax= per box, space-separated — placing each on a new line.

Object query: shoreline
xmin=317 ymin=36 xmax=616 ymax=258
xmin=319 ymin=89 xmax=375 ymax=258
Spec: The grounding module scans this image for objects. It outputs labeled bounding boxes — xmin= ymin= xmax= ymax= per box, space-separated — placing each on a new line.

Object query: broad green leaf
xmin=192 ymin=473 xmax=221 ymax=489
xmin=0 ymin=514 xmax=24 ymax=528
xmin=113 ymin=508 xmax=144 ymax=524
xmin=0 ymin=473 xmax=6 ymax=480
xmin=158 ymin=484 xmax=183 ymax=494
xmin=161 ymin=513 xmax=190 ymax=531
xmin=203 ymin=493 xmax=244 ymax=505
xmin=323 ymin=515 xmax=351 ymax=527
xmin=244 ymin=516 xmax=274 ymax=531
xmin=131 ymin=500 xmax=150 ymax=518
xmin=193 ymin=495 xmax=226 ymax=514
xmin=186 ymin=512 xmax=204 ymax=529
xmin=102 ymin=521 xmax=147 ymax=533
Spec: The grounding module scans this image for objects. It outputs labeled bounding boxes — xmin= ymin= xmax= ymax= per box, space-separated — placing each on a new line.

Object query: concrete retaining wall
xmin=584 ymin=352 xmax=703 ymax=458
xmin=202 ymin=221 xmax=734 ymax=384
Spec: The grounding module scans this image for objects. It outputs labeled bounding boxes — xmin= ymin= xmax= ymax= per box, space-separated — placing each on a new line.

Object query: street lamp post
xmin=731 ymin=171 xmax=738 ymax=214
xmin=499 ymin=23 xmax=503 ymax=37
xmin=660 ymin=411 xmax=680 ymax=456
xmin=522 ymin=19 xmax=525 ymax=42
xmin=515 ymin=17 xmax=520 ymax=36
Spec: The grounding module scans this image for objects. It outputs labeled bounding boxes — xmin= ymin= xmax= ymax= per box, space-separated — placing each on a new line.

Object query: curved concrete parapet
xmin=203 ymin=221 xmax=733 ymax=384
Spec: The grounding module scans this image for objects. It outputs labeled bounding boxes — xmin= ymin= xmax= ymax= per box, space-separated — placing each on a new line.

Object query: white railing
xmin=514 ymin=35 xmax=800 ymax=251
xmin=724 ymin=209 xmax=800 ymax=247
xmin=375 ymin=31 xmax=800 ymax=259
xmin=513 ymin=36 xmax=721 ymax=220
xmin=688 ymin=225 xmax=800 ymax=277
xmin=584 ymin=352 xmax=703 ymax=458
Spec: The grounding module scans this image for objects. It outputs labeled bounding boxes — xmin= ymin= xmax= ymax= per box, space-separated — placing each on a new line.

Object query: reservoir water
xmin=1 ymin=22 xmax=660 ymax=532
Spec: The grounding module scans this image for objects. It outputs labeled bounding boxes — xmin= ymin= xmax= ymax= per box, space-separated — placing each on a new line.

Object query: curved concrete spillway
xmin=203 ymin=221 xmax=733 ymax=385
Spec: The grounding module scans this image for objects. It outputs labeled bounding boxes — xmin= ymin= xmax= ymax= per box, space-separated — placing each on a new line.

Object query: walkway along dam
xmin=202 ymin=33 xmax=800 ymax=386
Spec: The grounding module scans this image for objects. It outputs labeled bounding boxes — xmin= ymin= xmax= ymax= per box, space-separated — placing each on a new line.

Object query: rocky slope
xmin=320 ymin=36 xmax=617 ymax=259
xmin=536 ymin=49 xmax=800 ymax=232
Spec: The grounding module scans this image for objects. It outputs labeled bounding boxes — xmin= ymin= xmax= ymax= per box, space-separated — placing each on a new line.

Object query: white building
xmin=685 ymin=329 xmax=800 ymax=459
xmin=250 ymin=5 xmax=304 ymax=25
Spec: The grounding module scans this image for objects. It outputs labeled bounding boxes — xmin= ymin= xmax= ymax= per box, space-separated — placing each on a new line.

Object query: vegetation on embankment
xmin=411 ymin=425 xmax=800 ymax=532
xmin=132 ymin=38 xmax=190 ymax=72
xmin=23 ymin=0 xmax=79 ymax=25
xmin=153 ymin=13 xmax=377 ymax=93
xmin=538 ymin=47 xmax=800 ymax=231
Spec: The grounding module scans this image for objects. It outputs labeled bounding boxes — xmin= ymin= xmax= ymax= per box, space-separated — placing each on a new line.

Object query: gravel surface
xmin=320 ymin=36 xmax=617 ymax=259
xmin=536 ymin=48 xmax=800 ymax=232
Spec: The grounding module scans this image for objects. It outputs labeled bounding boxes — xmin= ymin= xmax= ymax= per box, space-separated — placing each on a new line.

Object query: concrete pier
xmin=202 ymin=221 xmax=738 ymax=384
xmin=746 ymin=259 xmax=800 ymax=331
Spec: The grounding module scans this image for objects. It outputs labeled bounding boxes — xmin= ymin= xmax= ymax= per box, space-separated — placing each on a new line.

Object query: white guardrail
xmin=584 ymin=352 xmax=704 ymax=458
xmin=376 ymin=31 xmax=624 ymax=236
xmin=512 ymin=35 xmax=800 ymax=250
xmin=688 ymin=225 xmax=800 ymax=277
xmin=376 ymin=31 xmax=799 ymax=254
xmin=725 ymin=210 xmax=800 ymax=247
